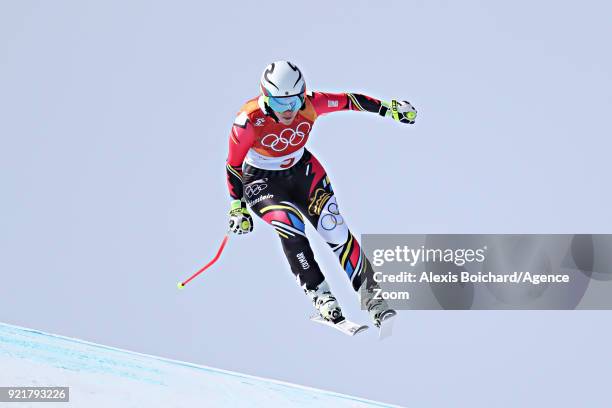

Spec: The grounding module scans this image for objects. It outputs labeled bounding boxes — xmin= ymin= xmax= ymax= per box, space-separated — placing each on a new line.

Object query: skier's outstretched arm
xmin=309 ymin=91 xmax=417 ymax=124
xmin=225 ymin=117 xmax=255 ymax=235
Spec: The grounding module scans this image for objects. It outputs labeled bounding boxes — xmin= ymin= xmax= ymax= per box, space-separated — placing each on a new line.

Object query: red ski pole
xmin=177 ymin=231 xmax=230 ymax=289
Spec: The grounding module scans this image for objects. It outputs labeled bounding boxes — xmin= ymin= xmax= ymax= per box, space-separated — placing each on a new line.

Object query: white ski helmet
xmin=260 ymin=61 xmax=306 ymax=98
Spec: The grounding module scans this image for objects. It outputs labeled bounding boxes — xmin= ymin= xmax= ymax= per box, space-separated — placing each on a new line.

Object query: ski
xmin=377 ymin=310 xmax=397 ymax=340
xmin=310 ymin=315 xmax=369 ymax=336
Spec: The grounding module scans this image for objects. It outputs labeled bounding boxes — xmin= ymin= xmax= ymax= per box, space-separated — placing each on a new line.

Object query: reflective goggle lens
xmin=267 ymin=95 xmax=304 ymax=113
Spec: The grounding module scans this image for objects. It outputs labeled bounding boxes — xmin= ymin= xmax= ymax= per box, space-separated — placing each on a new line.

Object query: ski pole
xmin=177 ymin=230 xmax=230 ymax=289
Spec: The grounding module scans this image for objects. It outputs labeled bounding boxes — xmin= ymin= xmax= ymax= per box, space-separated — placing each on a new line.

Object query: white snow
xmin=0 ymin=322 xmax=401 ymax=408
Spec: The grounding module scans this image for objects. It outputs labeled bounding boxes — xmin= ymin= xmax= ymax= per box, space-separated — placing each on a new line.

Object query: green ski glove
xmin=228 ymin=199 xmax=253 ymax=235
xmin=381 ymin=100 xmax=417 ymax=124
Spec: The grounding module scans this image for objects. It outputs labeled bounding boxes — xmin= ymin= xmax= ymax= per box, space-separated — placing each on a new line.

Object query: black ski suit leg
xmin=243 ymin=172 xmax=325 ymax=291
xmin=291 ymin=151 xmax=378 ymax=292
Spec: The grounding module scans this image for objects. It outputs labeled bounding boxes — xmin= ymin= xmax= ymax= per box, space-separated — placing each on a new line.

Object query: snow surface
xmin=0 ymin=322 xmax=401 ymax=407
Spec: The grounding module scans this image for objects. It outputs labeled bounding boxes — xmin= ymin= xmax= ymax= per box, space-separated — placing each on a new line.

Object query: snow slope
xmin=0 ymin=322 xmax=401 ymax=407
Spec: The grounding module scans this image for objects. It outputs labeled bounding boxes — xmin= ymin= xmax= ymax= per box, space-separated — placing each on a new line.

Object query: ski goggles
xmin=265 ymin=94 xmax=305 ymax=113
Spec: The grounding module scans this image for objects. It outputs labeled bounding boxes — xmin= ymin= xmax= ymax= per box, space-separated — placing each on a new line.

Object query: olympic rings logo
xmin=245 ymin=180 xmax=268 ymax=198
xmin=321 ymin=201 xmax=344 ymax=231
xmin=260 ymin=122 xmax=311 ymax=152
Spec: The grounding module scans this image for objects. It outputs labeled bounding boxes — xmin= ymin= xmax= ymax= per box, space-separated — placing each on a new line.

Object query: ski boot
xmin=304 ymin=281 xmax=343 ymax=323
xmin=361 ymin=288 xmax=397 ymax=328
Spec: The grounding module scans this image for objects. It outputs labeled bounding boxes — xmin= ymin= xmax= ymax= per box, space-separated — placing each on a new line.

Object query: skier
xmin=225 ymin=61 xmax=417 ymax=329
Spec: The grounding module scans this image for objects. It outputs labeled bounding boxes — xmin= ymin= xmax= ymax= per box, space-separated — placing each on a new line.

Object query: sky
xmin=1 ymin=1 xmax=611 ymax=407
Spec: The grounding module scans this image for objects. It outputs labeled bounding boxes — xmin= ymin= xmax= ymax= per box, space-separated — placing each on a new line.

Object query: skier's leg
xmin=293 ymin=151 xmax=394 ymax=326
xmin=292 ymin=151 xmax=376 ymax=291
xmin=243 ymin=170 xmax=342 ymax=321
xmin=245 ymin=181 xmax=322 ymax=289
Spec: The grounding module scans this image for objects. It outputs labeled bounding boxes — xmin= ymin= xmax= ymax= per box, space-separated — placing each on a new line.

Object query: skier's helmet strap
xmin=260 ymin=61 xmax=306 ymax=98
